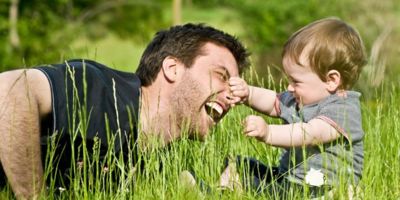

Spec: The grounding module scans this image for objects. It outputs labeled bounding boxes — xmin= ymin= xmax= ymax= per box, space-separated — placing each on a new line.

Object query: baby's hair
xmin=283 ymin=17 xmax=367 ymax=89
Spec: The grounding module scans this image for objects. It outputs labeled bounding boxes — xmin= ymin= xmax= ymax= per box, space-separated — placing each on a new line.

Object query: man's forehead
xmin=200 ymin=43 xmax=238 ymax=73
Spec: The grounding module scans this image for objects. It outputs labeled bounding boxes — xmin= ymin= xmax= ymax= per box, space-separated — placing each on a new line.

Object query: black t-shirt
xmin=36 ymin=59 xmax=141 ymax=184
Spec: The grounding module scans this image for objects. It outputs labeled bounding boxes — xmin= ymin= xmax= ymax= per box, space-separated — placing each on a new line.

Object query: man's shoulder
xmin=36 ymin=59 xmax=138 ymax=82
xmin=36 ymin=59 xmax=111 ymax=71
xmin=64 ymin=59 xmax=113 ymax=72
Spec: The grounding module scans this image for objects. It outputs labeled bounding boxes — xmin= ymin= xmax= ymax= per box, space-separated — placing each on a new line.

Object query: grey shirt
xmin=277 ymin=91 xmax=364 ymax=186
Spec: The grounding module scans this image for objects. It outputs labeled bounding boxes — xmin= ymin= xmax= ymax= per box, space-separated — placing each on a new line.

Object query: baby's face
xmin=282 ymin=51 xmax=332 ymax=106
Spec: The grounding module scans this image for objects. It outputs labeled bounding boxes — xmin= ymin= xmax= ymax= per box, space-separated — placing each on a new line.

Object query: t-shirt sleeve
xmin=35 ymin=59 xmax=107 ymax=138
xmin=315 ymin=96 xmax=364 ymax=142
xmin=277 ymin=91 xmax=299 ymax=123
xmin=36 ymin=63 xmax=69 ymax=137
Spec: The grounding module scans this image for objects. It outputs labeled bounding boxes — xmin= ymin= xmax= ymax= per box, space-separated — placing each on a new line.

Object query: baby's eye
xmin=288 ymin=78 xmax=299 ymax=84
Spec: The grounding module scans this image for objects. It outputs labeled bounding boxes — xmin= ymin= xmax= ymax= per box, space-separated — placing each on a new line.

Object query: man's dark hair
xmin=136 ymin=23 xmax=250 ymax=86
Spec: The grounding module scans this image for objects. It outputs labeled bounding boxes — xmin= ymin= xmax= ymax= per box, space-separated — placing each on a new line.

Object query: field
xmin=1 ymin=69 xmax=399 ymax=199
xmin=1 ymin=2 xmax=399 ymax=199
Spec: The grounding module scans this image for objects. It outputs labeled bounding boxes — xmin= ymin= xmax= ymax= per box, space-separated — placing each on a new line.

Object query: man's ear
xmin=161 ymin=56 xmax=182 ymax=83
xmin=325 ymin=70 xmax=341 ymax=92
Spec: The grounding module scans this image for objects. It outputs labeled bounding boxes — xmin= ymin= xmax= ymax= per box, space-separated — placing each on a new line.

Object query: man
xmin=0 ymin=23 xmax=250 ymax=199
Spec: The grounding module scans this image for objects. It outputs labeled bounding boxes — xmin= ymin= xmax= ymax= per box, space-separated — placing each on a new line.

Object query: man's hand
xmin=243 ymin=115 xmax=269 ymax=143
xmin=228 ymin=77 xmax=250 ymax=106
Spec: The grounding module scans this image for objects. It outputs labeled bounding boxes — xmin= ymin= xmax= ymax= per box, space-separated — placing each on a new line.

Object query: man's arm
xmin=0 ymin=69 xmax=51 ymax=199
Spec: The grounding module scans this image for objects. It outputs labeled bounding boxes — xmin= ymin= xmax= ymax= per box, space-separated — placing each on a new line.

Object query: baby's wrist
xmin=263 ymin=124 xmax=270 ymax=143
xmin=245 ymin=86 xmax=252 ymax=105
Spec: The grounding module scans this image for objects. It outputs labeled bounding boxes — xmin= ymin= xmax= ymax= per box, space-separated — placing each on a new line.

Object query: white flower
xmin=305 ymin=168 xmax=325 ymax=187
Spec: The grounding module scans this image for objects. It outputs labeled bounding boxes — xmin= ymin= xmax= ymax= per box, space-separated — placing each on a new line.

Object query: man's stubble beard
xmin=169 ymin=73 xmax=206 ymax=139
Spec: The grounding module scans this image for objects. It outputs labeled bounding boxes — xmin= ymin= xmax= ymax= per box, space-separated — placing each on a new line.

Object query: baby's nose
xmin=287 ymin=84 xmax=295 ymax=92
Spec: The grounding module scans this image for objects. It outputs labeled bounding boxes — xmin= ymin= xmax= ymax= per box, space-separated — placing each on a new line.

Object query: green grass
xmin=1 ymin=3 xmax=399 ymax=200
xmin=1 ymin=69 xmax=399 ymax=199
xmin=69 ymin=34 xmax=146 ymax=73
xmin=361 ymin=85 xmax=400 ymax=199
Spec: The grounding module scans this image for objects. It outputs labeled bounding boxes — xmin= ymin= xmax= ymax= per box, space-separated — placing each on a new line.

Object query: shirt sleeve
xmin=277 ymin=91 xmax=300 ymax=124
xmin=315 ymin=94 xmax=364 ymax=142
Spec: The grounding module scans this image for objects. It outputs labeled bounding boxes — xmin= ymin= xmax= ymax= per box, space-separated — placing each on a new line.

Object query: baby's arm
xmin=229 ymin=77 xmax=278 ymax=117
xmin=244 ymin=115 xmax=341 ymax=147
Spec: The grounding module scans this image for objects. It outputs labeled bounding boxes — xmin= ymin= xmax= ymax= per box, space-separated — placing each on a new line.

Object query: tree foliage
xmin=0 ymin=0 xmax=168 ymax=70
xmin=225 ymin=0 xmax=364 ymax=77
xmin=191 ymin=0 xmax=399 ymax=87
xmin=2 ymin=0 xmax=398 ymax=88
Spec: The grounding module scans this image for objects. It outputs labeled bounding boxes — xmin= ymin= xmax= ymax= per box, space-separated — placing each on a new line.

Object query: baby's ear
xmin=325 ymin=70 xmax=341 ymax=92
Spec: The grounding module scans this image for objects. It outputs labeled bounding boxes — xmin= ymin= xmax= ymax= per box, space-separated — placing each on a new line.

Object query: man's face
xmin=170 ymin=42 xmax=239 ymax=139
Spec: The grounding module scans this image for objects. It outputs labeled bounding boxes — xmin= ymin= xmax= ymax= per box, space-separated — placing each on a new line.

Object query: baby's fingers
xmin=228 ymin=96 xmax=242 ymax=105
xmin=244 ymin=126 xmax=258 ymax=138
xmin=231 ymin=88 xmax=248 ymax=99
xmin=244 ymin=122 xmax=254 ymax=134
xmin=243 ymin=115 xmax=257 ymax=135
xmin=229 ymin=77 xmax=244 ymax=86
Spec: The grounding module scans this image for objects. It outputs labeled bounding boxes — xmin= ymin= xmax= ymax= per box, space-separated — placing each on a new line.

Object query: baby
xmin=226 ymin=17 xmax=367 ymax=198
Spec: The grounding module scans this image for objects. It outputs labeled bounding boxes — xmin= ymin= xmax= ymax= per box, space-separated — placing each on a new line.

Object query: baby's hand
xmin=244 ymin=115 xmax=269 ymax=142
xmin=229 ymin=77 xmax=249 ymax=106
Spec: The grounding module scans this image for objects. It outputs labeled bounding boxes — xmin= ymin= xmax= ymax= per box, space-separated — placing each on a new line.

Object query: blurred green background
xmin=0 ymin=0 xmax=399 ymax=95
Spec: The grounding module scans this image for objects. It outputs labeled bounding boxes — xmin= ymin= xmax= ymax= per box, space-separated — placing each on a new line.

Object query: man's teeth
xmin=206 ymin=102 xmax=223 ymax=115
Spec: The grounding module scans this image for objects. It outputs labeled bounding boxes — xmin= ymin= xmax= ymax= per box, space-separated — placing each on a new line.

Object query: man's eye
xmin=216 ymin=72 xmax=228 ymax=81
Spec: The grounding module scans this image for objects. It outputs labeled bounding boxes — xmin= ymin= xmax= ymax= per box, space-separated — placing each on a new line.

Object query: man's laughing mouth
xmin=205 ymin=101 xmax=224 ymax=124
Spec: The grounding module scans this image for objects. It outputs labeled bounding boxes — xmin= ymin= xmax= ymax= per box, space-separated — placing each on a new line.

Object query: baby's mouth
xmin=205 ymin=101 xmax=224 ymax=123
